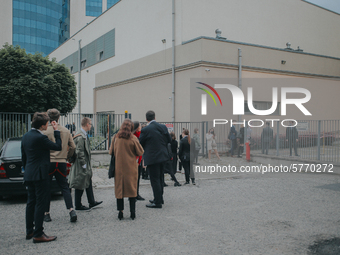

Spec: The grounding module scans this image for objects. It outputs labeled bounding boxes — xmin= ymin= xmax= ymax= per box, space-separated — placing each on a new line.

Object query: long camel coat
xmin=109 ymin=134 xmax=144 ymax=199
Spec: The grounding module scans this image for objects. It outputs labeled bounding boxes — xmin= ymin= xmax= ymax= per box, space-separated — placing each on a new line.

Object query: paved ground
xmin=1 ymin=156 xmax=340 ymax=255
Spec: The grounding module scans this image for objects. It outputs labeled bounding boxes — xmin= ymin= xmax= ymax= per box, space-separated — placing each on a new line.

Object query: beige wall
xmin=95 ymin=38 xmax=340 ymax=122
xmin=0 ymin=0 xmax=12 ymax=47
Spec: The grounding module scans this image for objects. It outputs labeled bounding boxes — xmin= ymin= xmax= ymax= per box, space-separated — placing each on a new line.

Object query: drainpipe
xmin=172 ymin=0 xmax=175 ymax=123
xmin=238 ymin=48 xmax=245 ymax=153
xmin=78 ymin=39 xmax=82 ymax=126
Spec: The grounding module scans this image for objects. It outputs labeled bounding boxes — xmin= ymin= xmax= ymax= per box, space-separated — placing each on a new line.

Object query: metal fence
xmin=1 ymin=113 xmax=340 ymax=163
xmin=209 ymin=120 xmax=340 ymax=163
xmin=0 ymin=112 xmax=127 ymax=150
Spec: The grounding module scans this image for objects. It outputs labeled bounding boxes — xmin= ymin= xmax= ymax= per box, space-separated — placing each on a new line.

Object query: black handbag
xmin=108 ymin=137 xmax=116 ymax=179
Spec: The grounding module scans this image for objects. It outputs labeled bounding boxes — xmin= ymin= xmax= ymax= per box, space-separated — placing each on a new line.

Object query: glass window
xmin=107 ymin=0 xmax=119 ymax=9
xmin=86 ymin=0 xmax=102 ymax=17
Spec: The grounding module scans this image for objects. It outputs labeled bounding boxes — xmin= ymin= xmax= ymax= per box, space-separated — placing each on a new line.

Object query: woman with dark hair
xmin=179 ymin=129 xmax=195 ymax=185
xmin=109 ymin=119 xmax=144 ymax=220
xmin=132 ymin=121 xmax=145 ymax=200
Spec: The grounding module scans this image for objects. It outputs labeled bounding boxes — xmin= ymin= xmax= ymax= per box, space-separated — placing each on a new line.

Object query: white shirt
xmin=147 ymin=120 xmax=156 ymax=125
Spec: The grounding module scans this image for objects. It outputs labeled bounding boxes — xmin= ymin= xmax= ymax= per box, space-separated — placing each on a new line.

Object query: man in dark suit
xmin=261 ymin=122 xmax=273 ymax=155
xmin=21 ymin=112 xmax=62 ymax=243
xmin=286 ymin=121 xmax=299 ymax=156
xmin=139 ymin=111 xmax=171 ymax=208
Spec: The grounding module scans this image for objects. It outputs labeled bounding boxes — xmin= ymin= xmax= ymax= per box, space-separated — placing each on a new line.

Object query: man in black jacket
xmin=286 ymin=121 xmax=299 ymax=156
xmin=21 ymin=112 xmax=62 ymax=243
xmin=139 ymin=111 xmax=171 ymax=208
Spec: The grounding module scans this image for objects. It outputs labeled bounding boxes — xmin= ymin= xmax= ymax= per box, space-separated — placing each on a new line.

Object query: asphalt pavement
xmin=1 ymin=156 xmax=340 ymax=255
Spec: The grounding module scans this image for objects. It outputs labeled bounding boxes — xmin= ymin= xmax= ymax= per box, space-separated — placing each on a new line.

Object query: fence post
xmin=28 ymin=114 xmax=31 ymax=131
xmin=205 ymin=121 xmax=208 ymax=158
xmin=108 ymin=114 xmax=112 ymax=149
xmin=276 ymin=121 xmax=279 ymax=156
xmin=317 ymin=120 xmax=321 ymax=161
xmin=201 ymin=121 xmax=205 ymax=156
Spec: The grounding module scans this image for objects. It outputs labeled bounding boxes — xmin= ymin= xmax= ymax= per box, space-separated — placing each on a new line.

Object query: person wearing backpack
xmin=68 ymin=117 xmax=102 ymax=211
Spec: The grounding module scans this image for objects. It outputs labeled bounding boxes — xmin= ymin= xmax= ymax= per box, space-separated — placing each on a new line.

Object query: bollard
xmin=246 ymin=142 xmax=250 ymax=161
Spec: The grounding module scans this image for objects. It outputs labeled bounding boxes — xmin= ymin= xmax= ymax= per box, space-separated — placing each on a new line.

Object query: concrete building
xmin=48 ymin=0 xmax=340 ymax=121
xmin=0 ymin=0 xmax=117 ymax=55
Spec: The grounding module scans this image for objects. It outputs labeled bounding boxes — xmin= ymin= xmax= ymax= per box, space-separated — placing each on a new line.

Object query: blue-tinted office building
xmin=12 ymin=0 xmax=70 ymax=56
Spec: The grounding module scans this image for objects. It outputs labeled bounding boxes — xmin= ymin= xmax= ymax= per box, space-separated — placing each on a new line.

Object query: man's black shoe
xmin=89 ymin=201 xmax=103 ymax=208
xmin=174 ymin=182 xmax=181 ymax=187
xmin=136 ymin=195 xmax=145 ymax=201
xmin=70 ymin=210 xmax=77 ymax=222
xmin=184 ymin=182 xmax=190 ymax=185
xmin=149 ymin=199 xmax=164 ymax=204
xmin=44 ymin=214 xmax=52 ymax=222
xmin=146 ymin=203 xmax=162 ymax=208
xmin=26 ymin=233 xmax=34 ymax=240
xmin=76 ymin=205 xmax=91 ymax=211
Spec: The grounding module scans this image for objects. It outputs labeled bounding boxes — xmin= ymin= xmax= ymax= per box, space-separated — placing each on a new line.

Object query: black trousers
xmin=117 ymin=197 xmax=136 ymax=212
xmin=137 ymin=164 xmax=142 ymax=196
xmin=237 ymin=145 xmax=244 ymax=157
xmin=148 ymin=162 xmax=165 ymax=205
xmin=194 ymin=150 xmax=199 ymax=163
xmin=46 ymin=162 xmax=73 ymax=212
xmin=75 ymin=180 xmax=95 ymax=208
xmin=182 ymin=160 xmax=191 ymax=183
xmin=288 ymin=140 xmax=298 ymax=156
xmin=230 ymin=139 xmax=237 ymax=155
xmin=26 ymin=179 xmax=48 ymax=237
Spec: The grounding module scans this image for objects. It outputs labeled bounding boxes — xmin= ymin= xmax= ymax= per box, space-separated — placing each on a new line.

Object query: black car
xmin=0 ymin=137 xmax=70 ymax=199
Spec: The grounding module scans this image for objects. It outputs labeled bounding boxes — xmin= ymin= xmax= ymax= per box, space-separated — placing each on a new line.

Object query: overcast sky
xmin=305 ymin=0 xmax=340 ymax=14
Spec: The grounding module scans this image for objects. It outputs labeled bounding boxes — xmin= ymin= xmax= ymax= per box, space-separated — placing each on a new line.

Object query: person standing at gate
xmin=21 ymin=112 xmax=61 ymax=243
xmin=237 ymin=124 xmax=245 ymax=158
xmin=192 ymin=128 xmax=201 ymax=164
xmin=139 ymin=110 xmax=171 ymax=209
xmin=261 ymin=122 xmax=273 ymax=155
xmin=206 ymin=128 xmax=220 ymax=161
xmin=228 ymin=121 xmax=237 ymax=157
xmin=286 ymin=121 xmax=299 ymax=156
xmin=68 ymin=117 xmax=103 ymax=211
xmin=43 ymin=109 xmax=77 ymax=223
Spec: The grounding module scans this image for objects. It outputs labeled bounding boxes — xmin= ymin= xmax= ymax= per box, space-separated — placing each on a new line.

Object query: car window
xmin=3 ymin=141 xmax=22 ymax=158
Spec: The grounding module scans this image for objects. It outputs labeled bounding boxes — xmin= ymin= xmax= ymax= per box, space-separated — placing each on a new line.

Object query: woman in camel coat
xmin=109 ymin=119 xmax=144 ymax=220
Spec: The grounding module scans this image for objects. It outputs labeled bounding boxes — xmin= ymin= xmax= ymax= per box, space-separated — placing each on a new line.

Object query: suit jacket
xmin=139 ymin=121 xmax=171 ymax=166
xmin=261 ymin=126 xmax=273 ymax=143
xmin=178 ymin=136 xmax=191 ymax=162
xmin=286 ymin=127 xmax=298 ymax=141
xmin=68 ymin=130 xmax=92 ymax=190
xmin=21 ymin=129 xmax=62 ymax=181
xmin=44 ymin=123 xmax=75 ymax=163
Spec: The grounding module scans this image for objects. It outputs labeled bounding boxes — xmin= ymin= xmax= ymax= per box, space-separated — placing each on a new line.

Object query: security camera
xmin=205 ymin=69 xmax=210 ymax=72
